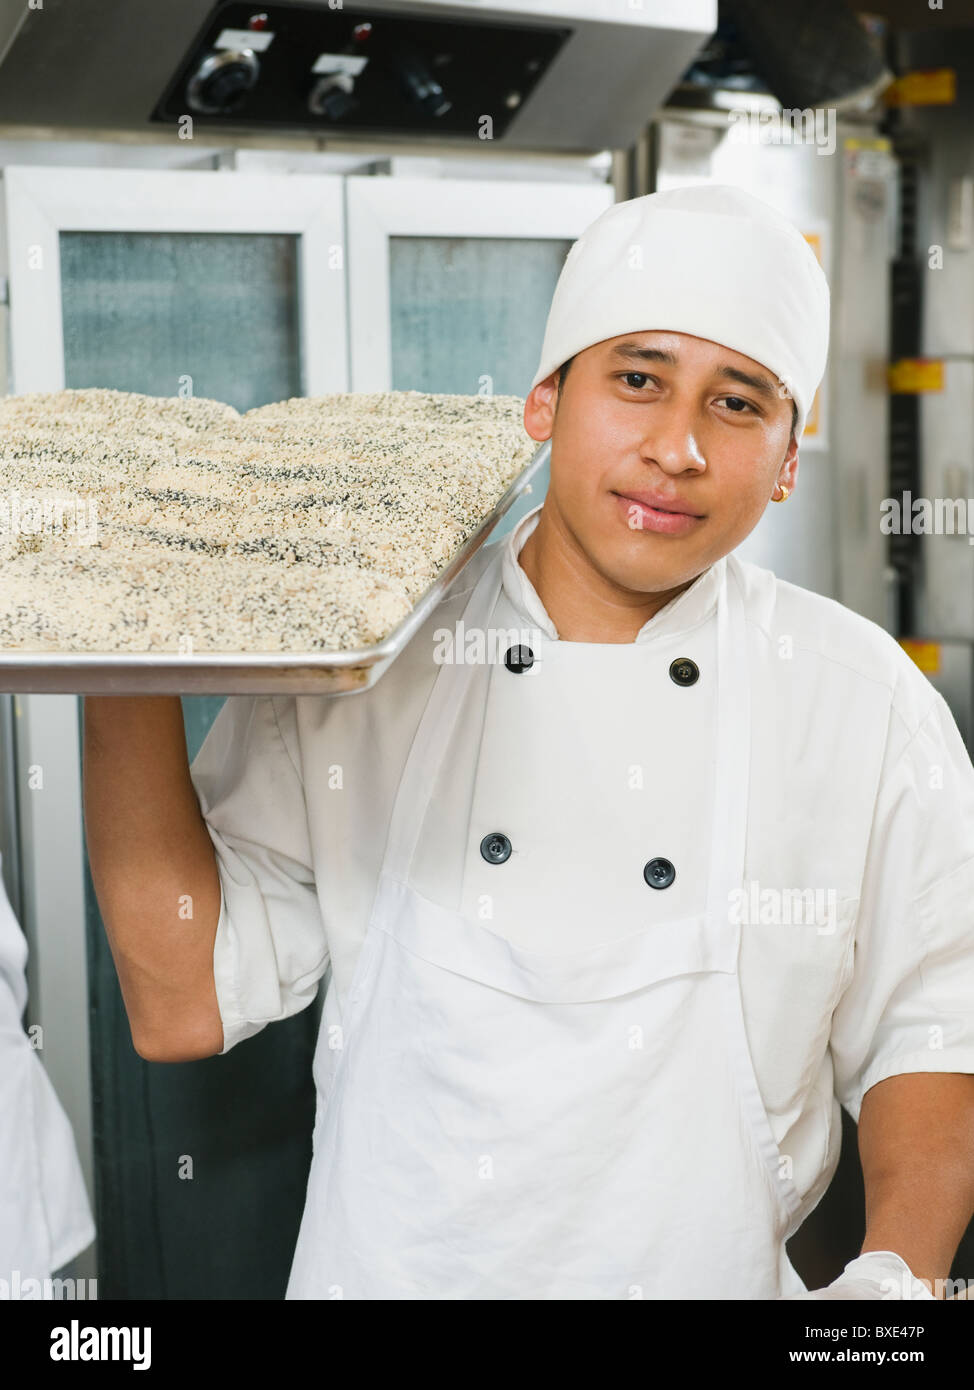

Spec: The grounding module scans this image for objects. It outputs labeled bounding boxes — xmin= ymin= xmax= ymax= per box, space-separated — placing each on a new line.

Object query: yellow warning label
xmin=888 ymin=359 xmax=945 ymax=394
xmin=899 ymin=640 xmax=941 ymax=675
xmin=884 ymin=69 xmax=956 ymax=107
xmin=843 ymin=137 xmax=892 ymax=152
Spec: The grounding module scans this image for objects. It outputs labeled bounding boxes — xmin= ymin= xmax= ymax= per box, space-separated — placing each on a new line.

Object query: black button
xmin=480 ymin=833 xmax=512 ymax=865
xmin=643 ymin=857 xmax=676 ymax=889
xmin=669 ymin=658 xmax=699 ymax=687
xmin=505 ymin=645 xmax=534 ymax=673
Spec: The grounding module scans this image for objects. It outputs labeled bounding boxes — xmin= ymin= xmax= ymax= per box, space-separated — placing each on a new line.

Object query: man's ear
xmin=779 ymin=430 xmax=800 ymax=494
xmin=524 ymin=373 xmax=560 ymax=443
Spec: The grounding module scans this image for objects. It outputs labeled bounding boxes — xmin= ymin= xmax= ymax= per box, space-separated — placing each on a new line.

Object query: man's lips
xmin=612 ymin=491 xmax=705 ymax=537
xmin=613 ymin=489 xmax=704 ymax=518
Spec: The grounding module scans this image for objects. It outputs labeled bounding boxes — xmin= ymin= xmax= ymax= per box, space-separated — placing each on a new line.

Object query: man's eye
xmin=720 ymin=396 xmax=756 ymax=414
xmin=622 ymin=372 xmax=651 ymax=389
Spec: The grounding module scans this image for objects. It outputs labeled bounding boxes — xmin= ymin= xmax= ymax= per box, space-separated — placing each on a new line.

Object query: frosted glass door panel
xmin=389 ymin=235 xmax=568 ymax=542
xmin=59 ymin=231 xmax=301 ymax=412
xmin=389 ymin=235 xmax=569 ymax=398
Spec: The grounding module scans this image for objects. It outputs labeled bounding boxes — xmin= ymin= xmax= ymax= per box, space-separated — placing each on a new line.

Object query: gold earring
xmin=772 ymin=483 xmax=790 ymax=503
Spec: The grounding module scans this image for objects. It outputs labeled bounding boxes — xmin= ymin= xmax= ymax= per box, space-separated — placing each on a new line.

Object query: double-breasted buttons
xmin=504 ymin=645 xmax=534 ymax=674
xmin=643 ymin=857 xmax=676 ymax=890
xmin=669 ymin=657 xmax=699 ymax=687
xmin=480 ymin=832 xmax=512 ymax=865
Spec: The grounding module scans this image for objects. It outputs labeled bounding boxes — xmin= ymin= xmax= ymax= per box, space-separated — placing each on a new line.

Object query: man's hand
xmin=779 ymin=1250 xmax=935 ymax=1300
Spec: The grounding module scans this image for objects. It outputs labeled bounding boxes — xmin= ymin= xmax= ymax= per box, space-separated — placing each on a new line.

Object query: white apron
xmin=287 ymin=546 xmax=808 ymax=1300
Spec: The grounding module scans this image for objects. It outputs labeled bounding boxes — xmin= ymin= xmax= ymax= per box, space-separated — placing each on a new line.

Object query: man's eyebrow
xmin=607 ymin=343 xmax=779 ymax=400
xmin=608 ymin=344 xmax=678 ymax=367
xmin=714 ymin=365 xmax=779 ymax=400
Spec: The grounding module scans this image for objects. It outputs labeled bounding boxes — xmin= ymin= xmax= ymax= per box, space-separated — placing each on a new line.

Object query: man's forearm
xmin=858 ymin=1071 xmax=974 ymax=1293
xmin=83 ymin=696 xmax=224 ymax=1061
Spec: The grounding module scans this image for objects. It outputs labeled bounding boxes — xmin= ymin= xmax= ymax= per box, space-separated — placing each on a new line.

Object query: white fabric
xmin=286 ymin=539 xmax=805 ymax=1298
xmin=529 ymin=184 xmax=831 ymax=440
xmin=189 ymin=503 xmax=974 ymax=1291
xmin=781 ymin=1250 xmax=936 ymax=1301
xmin=0 ymin=853 xmax=95 ymax=1283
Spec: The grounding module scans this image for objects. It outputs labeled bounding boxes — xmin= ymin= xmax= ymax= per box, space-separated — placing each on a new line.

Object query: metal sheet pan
xmin=0 ymin=442 xmax=549 ymax=696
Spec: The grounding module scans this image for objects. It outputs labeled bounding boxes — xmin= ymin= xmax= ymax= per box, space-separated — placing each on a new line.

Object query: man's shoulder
xmin=728 ymin=552 xmax=938 ymax=736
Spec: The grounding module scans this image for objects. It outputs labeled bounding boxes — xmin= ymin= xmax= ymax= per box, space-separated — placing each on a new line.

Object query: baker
xmin=85 ymin=184 xmax=974 ymax=1301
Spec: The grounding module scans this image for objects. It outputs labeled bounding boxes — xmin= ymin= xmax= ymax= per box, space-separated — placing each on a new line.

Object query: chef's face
xmin=523 ymin=329 xmax=799 ymax=596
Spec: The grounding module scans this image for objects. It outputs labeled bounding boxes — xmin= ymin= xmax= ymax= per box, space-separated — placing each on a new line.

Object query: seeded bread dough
xmin=0 ymin=388 xmax=536 ymax=653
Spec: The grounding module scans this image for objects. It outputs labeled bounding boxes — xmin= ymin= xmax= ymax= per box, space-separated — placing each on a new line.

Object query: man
xmin=84 ymin=184 xmax=974 ymax=1301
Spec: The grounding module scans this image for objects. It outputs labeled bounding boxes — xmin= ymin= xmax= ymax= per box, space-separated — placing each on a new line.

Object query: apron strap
xmin=706 ymin=555 xmax=752 ymax=926
xmin=382 ymin=546 xmax=506 ymax=884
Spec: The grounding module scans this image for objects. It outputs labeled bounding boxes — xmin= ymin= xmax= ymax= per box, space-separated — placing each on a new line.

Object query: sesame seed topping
xmin=0 ymin=388 xmax=535 ymax=654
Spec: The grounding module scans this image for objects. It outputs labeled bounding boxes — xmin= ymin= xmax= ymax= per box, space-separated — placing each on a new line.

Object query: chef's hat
xmin=531 ymin=183 xmax=830 ymax=440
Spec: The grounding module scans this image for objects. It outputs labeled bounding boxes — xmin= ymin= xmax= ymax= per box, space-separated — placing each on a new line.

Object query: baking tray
xmin=0 ymin=441 xmax=549 ymax=696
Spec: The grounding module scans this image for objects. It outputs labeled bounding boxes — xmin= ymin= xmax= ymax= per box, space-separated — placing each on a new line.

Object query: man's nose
xmin=638 ymin=404 xmax=708 ymax=473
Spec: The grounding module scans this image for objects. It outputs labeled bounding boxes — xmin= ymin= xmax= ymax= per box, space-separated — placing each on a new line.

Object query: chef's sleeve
xmin=830 ymin=687 xmax=974 ymax=1124
xmin=188 ymin=695 xmax=327 ymax=1055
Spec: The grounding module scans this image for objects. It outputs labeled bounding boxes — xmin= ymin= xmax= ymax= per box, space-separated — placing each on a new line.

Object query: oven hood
xmin=0 ymin=0 xmax=715 ymax=152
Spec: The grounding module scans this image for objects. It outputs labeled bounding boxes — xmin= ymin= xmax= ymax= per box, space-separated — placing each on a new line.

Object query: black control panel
xmin=151 ymin=1 xmax=570 ymax=139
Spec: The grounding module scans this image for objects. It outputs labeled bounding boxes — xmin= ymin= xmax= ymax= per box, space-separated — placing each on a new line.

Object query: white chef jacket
xmin=189 ymin=502 xmax=974 ymax=1218
xmin=0 ymin=852 xmax=95 ymax=1281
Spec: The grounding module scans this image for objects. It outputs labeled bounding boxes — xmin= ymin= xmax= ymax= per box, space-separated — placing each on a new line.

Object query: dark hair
xmin=556 ymin=355 xmax=799 ymax=441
